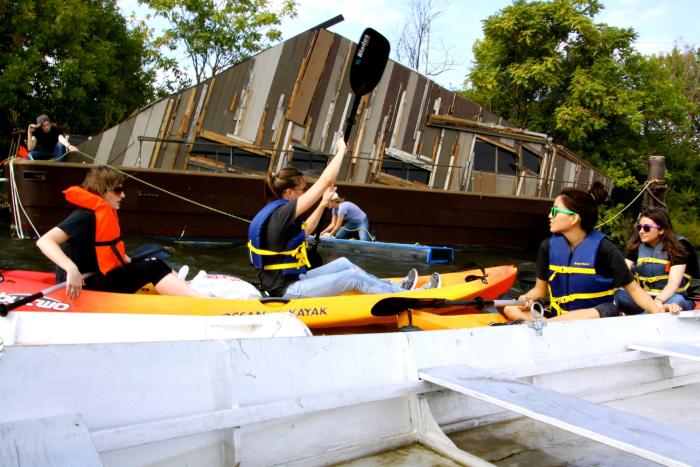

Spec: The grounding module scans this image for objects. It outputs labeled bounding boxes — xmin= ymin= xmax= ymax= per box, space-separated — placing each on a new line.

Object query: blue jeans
xmin=28 ymin=143 xmax=67 ymax=161
xmin=336 ymin=219 xmax=372 ymax=241
xmin=614 ymin=289 xmax=694 ymax=314
xmin=283 ymin=257 xmax=403 ymax=298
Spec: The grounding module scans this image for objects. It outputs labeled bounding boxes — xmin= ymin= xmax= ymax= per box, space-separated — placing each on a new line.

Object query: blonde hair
xmin=81 ymin=166 xmax=125 ymax=196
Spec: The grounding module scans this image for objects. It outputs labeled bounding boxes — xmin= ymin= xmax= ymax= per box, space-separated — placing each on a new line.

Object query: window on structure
xmin=190 ymin=140 xmax=270 ymax=173
xmin=290 ymin=147 xmax=328 ymax=176
xmin=473 ymin=139 xmax=517 ymax=175
xmin=522 ymin=147 xmax=541 ymax=174
xmin=380 ymin=156 xmax=430 ymax=184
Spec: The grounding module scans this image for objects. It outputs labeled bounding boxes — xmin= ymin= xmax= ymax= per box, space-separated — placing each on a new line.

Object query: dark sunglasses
xmin=112 ymin=185 xmax=124 ymax=195
xmin=636 ymin=223 xmax=660 ymax=233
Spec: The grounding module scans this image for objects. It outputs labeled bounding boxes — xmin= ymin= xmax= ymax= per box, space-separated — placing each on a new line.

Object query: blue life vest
xmin=247 ymin=199 xmax=310 ymax=277
xmin=635 ymin=240 xmax=691 ymax=294
xmin=548 ymin=230 xmax=616 ymax=316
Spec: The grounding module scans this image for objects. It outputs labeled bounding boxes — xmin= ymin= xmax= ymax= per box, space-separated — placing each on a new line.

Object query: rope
xmin=71 ymin=150 xmax=252 ymax=224
xmin=8 ymin=159 xmax=41 ymax=238
xmin=596 ymin=180 xmax=655 ymax=229
xmin=337 ymin=225 xmax=376 ymax=242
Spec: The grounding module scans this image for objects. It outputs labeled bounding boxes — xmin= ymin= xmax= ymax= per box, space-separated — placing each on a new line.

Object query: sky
xmin=119 ymin=0 xmax=699 ymax=90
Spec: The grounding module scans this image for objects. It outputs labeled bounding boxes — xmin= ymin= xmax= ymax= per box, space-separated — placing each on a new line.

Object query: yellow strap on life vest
xmin=548 ymin=285 xmax=617 ymax=315
xmin=636 ymin=257 xmax=668 ymax=266
xmin=247 ymin=240 xmax=311 ymax=271
xmin=549 ymin=265 xmax=596 ymax=275
xmin=636 ymin=272 xmax=692 ymax=293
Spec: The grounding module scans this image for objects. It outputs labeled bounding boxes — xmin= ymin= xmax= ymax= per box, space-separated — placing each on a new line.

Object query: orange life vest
xmin=63 ymin=186 xmax=126 ymax=275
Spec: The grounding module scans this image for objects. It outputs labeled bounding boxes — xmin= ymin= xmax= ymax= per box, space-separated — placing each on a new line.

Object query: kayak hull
xmin=0 ymin=265 xmax=517 ymax=329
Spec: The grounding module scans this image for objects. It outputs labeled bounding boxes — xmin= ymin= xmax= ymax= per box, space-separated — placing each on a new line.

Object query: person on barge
xmin=36 ymin=166 xmax=203 ymax=299
xmin=320 ymin=193 xmax=372 ymax=241
xmin=247 ymin=138 xmax=440 ymax=299
xmin=27 ymin=114 xmax=77 ymax=161
xmin=614 ymin=206 xmax=697 ymax=314
xmin=503 ymin=182 xmax=678 ymax=323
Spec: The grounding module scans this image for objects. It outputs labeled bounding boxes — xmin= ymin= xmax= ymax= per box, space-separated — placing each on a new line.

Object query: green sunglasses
xmin=549 ymin=206 xmax=576 ymax=217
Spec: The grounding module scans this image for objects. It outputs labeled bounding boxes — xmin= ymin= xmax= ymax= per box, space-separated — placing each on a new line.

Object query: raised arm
xmin=294 ymin=138 xmax=347 ymax=218
xmin=27 ymin=124 xmax=37 ymax=151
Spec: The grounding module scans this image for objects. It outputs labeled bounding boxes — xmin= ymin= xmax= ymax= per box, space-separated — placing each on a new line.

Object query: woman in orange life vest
xmin=503 ymin=182 xmax=676 ymax=323
xmin=247 ymin=138 xmax=440 ymax=298
xmin=36 ymin=166 xmax=203 ymax=299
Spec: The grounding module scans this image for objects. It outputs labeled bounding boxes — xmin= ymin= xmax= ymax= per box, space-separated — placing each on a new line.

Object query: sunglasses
xmin=549 ymin=206 xmax=576 ymax=217
xmin=112 ymin=185 xmax=124 ymax=195
xmin=636 ymin=223 xmax=661 ymax=233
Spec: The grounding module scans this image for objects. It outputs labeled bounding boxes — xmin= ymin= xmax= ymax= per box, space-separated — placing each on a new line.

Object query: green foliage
xmin=462 ymin=0 xmax=699 ymax=242
xmin=139 ymin=0 xmax=297 ymax=86
xmin=0 ymin=0 xmax=156 ymax=150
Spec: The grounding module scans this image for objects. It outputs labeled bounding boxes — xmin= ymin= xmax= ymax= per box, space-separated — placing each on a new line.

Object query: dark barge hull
xmin=8 ymin=161 xmax=552 ymax=249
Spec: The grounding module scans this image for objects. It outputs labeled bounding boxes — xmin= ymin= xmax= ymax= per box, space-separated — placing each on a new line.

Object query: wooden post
xmin=643 ymin=155 xmax=667 ymax=210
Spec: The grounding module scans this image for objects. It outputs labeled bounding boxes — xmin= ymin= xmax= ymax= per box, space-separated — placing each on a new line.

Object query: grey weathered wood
xmin=420 ymin=365 xmax=700 ymax=467
xmin=629 ymin=341 xmax=700 ymax=362
xmin=0 ymin=414 xmax=101 ymax=467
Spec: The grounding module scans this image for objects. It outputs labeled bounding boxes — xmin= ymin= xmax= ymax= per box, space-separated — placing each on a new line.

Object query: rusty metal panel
xmin=129 ymin=98 xmax=170 ymax=168
xmin=495 ymin=174 xmax=517 ymax=195
xmin=95 ymin=125 xmax=118 ymax=164
xmin=400 ymin=75 xmax=428 ymax=151
xmin=78 ymin=132 xmax=101 ymax=160
xmin=108 ymin=117 xmax=136 ymax=166
xmin=287 ymin=29 xmax=334 ymax=125
xmin=233 ymin=43 xmax=284 ymax=143
xmin=432 ymin=129 xmax=458 ymax=190
xmin=452 ymin=95 xmax=482 ymax=121
xmin=451 ymin=131 xmax=474 ymax=190
xmin=307 ymin=35 xmax=342 ymax=147
xmin=200 ymin=63 xmax=250 ymax=136
xmin=387 ymin=65 xmax=414 ymax=152
xmin=159 ymin=87 xmax=196 ymax=169
xmin=353 ymin=61 xmax=393 ymax=183
xmin=261 ymin=32 xmax=317 ymax=152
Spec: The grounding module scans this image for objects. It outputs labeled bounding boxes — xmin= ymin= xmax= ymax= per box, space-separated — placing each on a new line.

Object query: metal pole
xmin=643 ymin=155 xmax=667 ymax=210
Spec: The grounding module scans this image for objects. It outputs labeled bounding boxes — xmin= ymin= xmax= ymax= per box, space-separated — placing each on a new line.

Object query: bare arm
xmin=294 ymin=138 xmax=347 ymax=218
xmin=58 ymin=134 xmax=77 ymax=152
xmin=623 ymin=280 xmax=664 ymax=313
xmin=329 ymin=215 xmax=345 ymax=236
xmin=654 ymin=264 xmax=686 ymax=303
xmin=321 ymin=213 xmax=339 ymax=235
xmin=515 ymin=278 xmax=549 ymax=310
xmin=304 ymin=190 xmax=334 ymax=236
xmin=36 ymin=227 xmax=85 ymax=299
xmin=27 ymin=124 xmax=37 ymax=150
xmin=624 ymin=258 xmax=634 ymax=270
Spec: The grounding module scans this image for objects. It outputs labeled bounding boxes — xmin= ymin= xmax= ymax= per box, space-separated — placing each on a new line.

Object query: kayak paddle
xmin=0 ymin=244 xmax=173 ymax=317
xmin=371 ymin=297 xmax=524 ymax=317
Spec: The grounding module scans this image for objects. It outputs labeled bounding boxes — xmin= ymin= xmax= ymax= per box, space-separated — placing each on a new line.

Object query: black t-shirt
xmin=258 ymin=199 xmax=303 ymax=296
xmin=536 ymin=236 xmax=634 ymax=288
xmin=32 ymin=126 xmax=63 ymax=152
xmin=55 ymin=209 xmax=99 ymax=282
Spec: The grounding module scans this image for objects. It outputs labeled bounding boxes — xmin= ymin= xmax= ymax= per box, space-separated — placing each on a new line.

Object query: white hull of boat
xmin=1 ymin=312 xmax=700 ymax=466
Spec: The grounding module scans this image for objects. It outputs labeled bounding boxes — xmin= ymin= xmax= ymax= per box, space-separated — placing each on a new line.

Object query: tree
xmin=461 ymin=0 xmax=698 ymax=242
xmin=394 ymin=0 xmax=456 ymax=77
xmin=0 ymin=0 xmax=156 ymax=151
xmin=139 ymin=0 xmax=297 ymax=86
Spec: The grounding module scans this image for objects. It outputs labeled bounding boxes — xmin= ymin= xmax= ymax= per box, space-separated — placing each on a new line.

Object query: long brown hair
xmin=626 ymin=206 xmax=688 ymax=263
xmin=264 ymin=167 xmax=304 ymax=201
xmin=81 ymin=166 xmax=124 ymax=196
xmin=558 ymin=181 xmax=608 ymax=233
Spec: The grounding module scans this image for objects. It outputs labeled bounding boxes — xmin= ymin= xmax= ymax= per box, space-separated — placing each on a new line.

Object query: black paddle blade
xmin=371 ymin=297 xmax=448 ymax=317
xmin=349 ymin=28 xmax=390 ymax=97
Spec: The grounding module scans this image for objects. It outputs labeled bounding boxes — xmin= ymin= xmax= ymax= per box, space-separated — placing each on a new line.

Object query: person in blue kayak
xmin=614 ymin=206 xmax=697 ymax=314
xmin=502 ymin=181 xmax=678 ymax=324
xmin=36 ymin=166 xmax=203 ymax=299
xmin=320 ymin=192 xmax=373 ymax=241
xmin=247 ymin=138 xmax=440 ymax=298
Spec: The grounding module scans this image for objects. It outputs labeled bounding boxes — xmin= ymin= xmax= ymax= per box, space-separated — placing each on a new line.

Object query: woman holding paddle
xmin=247 ymin=138 xmax=440 ymax=298
xmin=36 ymin=166 xmax=203 ymax=299
xmin=503 ymin=182 xmax=678 ymax=323
xmin=614 ymin=206 xmax=696 ymax=314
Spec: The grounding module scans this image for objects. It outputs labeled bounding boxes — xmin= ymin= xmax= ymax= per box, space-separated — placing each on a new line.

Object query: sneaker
xmin=489 ymin=319 xmax=525 ymax=326
xmin=418 ymin=272 xmax=441 ymax=290
xmin=400 ymin=268 xmax=418 ymax=290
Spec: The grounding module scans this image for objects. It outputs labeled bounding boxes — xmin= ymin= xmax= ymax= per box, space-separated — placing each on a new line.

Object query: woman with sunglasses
xmin=503 ymin=181 xmax=669 ymax=323
xmin=247 ymin=138 xmax=441 ymax=298
xmin=36 ymin=166 xmax=203 ymax=299
xmin=614 ymin=207 xmax=696 ymax=314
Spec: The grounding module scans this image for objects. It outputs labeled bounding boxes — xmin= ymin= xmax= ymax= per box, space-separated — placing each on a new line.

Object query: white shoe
xmin=400 ymin=269 xmax=418 ymax=290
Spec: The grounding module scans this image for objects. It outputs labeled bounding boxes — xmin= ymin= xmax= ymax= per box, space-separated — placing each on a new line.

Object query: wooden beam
xmin=420 ymin=365 xmax=700 ymax=466
xmin=199 ymin=129 xmax=267 ymax=156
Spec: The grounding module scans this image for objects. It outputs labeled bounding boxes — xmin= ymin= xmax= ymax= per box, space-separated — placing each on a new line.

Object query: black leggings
xmin=86 ymin=259 xmax=172 ymax=293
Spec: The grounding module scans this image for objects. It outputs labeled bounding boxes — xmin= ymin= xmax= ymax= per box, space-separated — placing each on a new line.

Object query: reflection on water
xmin=0 ymin=219 xmax=538 ymax=293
